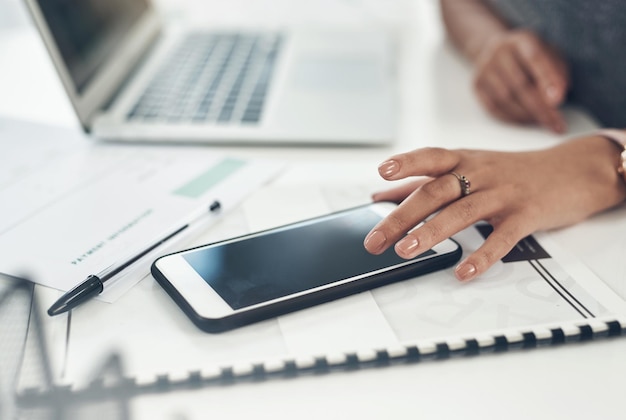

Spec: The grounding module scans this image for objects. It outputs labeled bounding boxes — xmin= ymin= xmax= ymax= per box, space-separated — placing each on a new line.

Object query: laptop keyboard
xmin=127 ymin=32 xmax=283 ymax=124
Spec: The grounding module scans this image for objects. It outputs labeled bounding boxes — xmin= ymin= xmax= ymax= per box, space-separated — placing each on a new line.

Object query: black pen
xmin=47 ymin=200 xmax=222 ymax=316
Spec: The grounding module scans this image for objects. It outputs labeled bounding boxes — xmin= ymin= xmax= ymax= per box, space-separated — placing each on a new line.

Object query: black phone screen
xmin=183 ymin=207 xmax=433 ymax=310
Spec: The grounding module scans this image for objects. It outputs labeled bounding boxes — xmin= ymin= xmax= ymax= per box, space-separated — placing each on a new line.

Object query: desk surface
xmin=1 ymin=1 xmax=625 ymax=419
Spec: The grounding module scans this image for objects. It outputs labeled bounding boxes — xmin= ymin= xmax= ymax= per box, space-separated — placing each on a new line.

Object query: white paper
xmin=0 ymin=118 xmax=283 ymax=301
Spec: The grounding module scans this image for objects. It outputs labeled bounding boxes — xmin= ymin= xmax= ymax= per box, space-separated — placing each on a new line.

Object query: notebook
xmin=24 ymin=0 xmax=396 ymax=146
xmin=4 ymin=273 xmax=625 ymax=420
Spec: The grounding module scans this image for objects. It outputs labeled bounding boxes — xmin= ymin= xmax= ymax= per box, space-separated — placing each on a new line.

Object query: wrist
xmin=467 ymin=29 xmax=508 ymax=63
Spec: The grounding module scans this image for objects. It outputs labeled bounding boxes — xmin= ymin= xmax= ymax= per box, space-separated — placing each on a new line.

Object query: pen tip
xmin=47 ymin=275 xmax=103 ymax=317
xmin=47 ymin=303 xmax=67 ymax=317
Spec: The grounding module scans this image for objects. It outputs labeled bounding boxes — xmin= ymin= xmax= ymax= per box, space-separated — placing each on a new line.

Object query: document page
xmin=0 ymin=118 xmax=283 ymax=301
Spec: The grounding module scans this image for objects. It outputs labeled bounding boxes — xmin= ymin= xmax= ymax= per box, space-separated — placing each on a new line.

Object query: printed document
xmin=0 ymin=118 xmax=282 ymax=301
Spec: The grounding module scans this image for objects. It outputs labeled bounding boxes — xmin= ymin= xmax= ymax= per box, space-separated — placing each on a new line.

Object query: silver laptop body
xmin=24 ymin=0 xmax=396 ymax=146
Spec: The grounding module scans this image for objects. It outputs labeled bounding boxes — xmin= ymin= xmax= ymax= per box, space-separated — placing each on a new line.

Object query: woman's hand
xmin=363 ymin=136 xmax=626 ymax=281
xmin=473 ymin=30 xmax=570 ymax=133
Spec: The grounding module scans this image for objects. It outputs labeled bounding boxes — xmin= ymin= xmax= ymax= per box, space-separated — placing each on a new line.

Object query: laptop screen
xmin=36 ymin=0 xmax=149 ymax=94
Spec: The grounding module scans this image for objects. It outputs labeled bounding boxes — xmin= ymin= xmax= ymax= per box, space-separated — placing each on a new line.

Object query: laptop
xmin=24 ymin=0 xmax=396 ymax=146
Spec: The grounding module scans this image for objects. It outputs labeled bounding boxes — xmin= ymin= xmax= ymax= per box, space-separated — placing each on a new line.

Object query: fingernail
xmin=364 ymin=230 xmax=387 ymax=254
xmin=455 ymin=262 xmax=477 ymax=282
xmin=545 ymin=86 xmax=559 ymax=104
xmin=378 ymin=160 xmax=400 ymax=178
xmin=395 ymin=236 xmax=419 ymax=258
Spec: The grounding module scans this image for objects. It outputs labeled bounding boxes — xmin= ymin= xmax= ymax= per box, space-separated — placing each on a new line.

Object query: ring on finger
xmin=450 ymin=172 xmax=472 ymax=197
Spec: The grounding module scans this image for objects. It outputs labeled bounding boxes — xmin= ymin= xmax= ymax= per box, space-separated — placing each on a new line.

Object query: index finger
xmin=364 ymin=173 xmax=463 ymax=255
xmin=512 ymin=81 xmax=566 ymax=134
xmin=377 ymin=147 xmax=461 ymax=181
xmin=495 ymin=49 xmax=566 ymax=133
xmin=515 ymin=37 xmax=568 ymax=106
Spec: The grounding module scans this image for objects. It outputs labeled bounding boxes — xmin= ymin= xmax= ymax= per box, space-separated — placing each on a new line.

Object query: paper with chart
xmin=0 ymin=118 xmax=283 ymax=301
xmin=53 ymin=181 xmax=626 ymax=387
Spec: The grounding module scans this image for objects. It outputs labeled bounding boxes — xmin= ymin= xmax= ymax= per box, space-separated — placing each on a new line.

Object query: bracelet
xmin=599 ymin=129 xmax=626 ymax=186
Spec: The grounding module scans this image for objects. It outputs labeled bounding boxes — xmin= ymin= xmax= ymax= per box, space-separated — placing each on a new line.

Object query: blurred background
xmin=0 ymin=0 xmax=422 ymax=29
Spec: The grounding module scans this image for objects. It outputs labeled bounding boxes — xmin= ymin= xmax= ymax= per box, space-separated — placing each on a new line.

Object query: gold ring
xmin=450 ymin=172 xmax=471 ymax=197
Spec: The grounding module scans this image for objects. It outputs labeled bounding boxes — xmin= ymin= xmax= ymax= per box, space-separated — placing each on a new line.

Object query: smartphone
xmin=151 ymin=202 xmax=462 ymax=332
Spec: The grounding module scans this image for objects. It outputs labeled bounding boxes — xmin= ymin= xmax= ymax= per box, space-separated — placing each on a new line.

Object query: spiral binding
xmin=15 ymin=318 xmax=626 ymax=408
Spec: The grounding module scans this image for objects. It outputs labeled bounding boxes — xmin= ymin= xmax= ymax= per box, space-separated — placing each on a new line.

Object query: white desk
xmin=2 ymin=1 xmax=625 ymax=419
